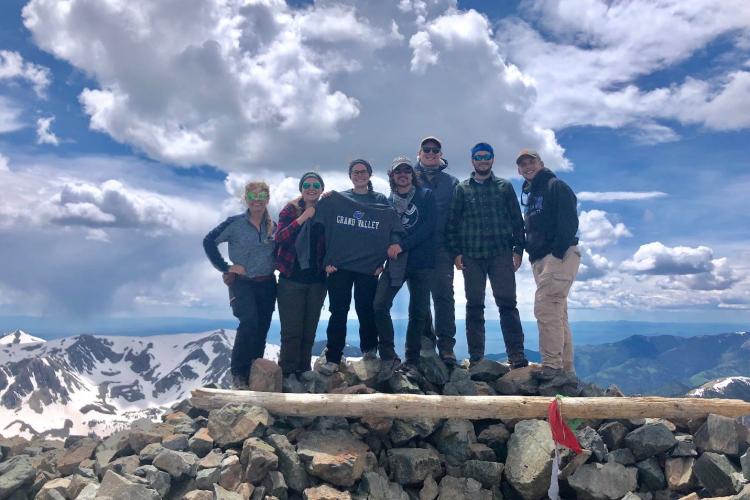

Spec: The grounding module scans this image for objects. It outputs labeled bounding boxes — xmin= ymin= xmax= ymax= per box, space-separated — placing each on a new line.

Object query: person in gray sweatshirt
xmin=414 ymin=136 xmax=459 ymax=365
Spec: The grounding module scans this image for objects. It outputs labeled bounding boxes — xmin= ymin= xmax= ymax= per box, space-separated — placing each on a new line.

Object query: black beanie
xmin=299 ymin=172 xmax=325 ymax=192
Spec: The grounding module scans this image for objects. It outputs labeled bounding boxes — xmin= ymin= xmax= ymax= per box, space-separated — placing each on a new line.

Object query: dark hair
xmin=388 ymin=167 xmax=420 ymax=191
xmin=348 ymin=159 xmax=374 ymax=191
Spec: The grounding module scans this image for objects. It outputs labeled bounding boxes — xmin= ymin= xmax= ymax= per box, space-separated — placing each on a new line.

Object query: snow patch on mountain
xmin=0 ymin=329 xmax=279 ymax=439
xmin=688 ymin=376 xmax=750 ymax=401
xmin=0 ymin=329 xmax=46 ymax=345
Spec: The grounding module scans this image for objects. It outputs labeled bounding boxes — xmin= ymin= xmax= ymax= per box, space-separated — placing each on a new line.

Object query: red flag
xmin=547 ymin=398 xmax=582 ymax=453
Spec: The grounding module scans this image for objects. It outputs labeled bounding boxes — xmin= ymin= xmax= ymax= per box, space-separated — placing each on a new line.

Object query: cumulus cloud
xmin=0 ymin=153 xmax=9 ymax=172
xmin=621 ymin=242 xmax=714 ymax=275
xmin=578 ymin=191 xmax=667 ymax=202
xmin=576 ymin=246 xmax=613 ymax=281
xmin=578 ymin=209 xmax=631 ymax=248
xmin=36 ymin=116 xmax=59 ymax=145
xmin=0 ymin=49 xmax=50 ymax=97
xmin=0 ymin=96 xmax=23 ymax=133
xmin=497 ymin=0 xmax=750 ymax=139
xmin=22 ymin=0 xmax=568 ymax=175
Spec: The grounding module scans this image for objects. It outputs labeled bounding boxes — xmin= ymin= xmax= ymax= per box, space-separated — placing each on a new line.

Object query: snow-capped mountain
xmin=0 ymin=329 xmax=46 ymax=346
xmin=687 ymin=376 xmax=750 ymax=402
xmin=0 ymin=329 xmax=279 ymax=439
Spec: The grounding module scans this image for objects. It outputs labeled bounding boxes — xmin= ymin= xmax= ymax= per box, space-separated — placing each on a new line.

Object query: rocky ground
xmin=1 ymin=342 xmax=749 ymax=500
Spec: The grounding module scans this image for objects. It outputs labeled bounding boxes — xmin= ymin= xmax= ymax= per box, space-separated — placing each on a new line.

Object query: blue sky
xmin=1 ymin=0 xmax=749 ymax=334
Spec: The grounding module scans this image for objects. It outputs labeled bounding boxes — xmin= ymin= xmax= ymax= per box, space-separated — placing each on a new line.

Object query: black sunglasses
xmin=421 ymin=146 xmax=441 ymax=154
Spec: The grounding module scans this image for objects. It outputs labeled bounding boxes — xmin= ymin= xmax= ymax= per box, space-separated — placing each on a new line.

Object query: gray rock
xmin=296 ymin=430 xmax=369 ymax=487
xmin=419 ymin=474 xmax=439 ymax=500
xmin=182 ymin=491 xmax=213 ymax=500
xmin=241 ymin=437 xmax=278 ymax=484
xmin=597 ymin=421 xmax=627 ymax=451
xmin=263 ymin=470 xmax=288 ymax=500
xmin=96 ymin=470 xmax=160 ymax=500
xmin=419 ymin=347 xmax=451 ymax=386
xmin=133 ymin=464 xmax=171 ymax=497
xmin=35 ymin=477 xmax=70 ymax=500
xmin=623 ymin=423 xmax=676 ymax=460
xmin=635 ymin=457 xmax=665 ymax=490
xmin=248 ymin=358 xmax=283 ymax=392
xmin=249 ymin=485 xmax=266 ymax=500
xmin=138 ymin=442 xmax=165 ymax=463
xmin=410 ymin=418 xmax=441 ymax=438
xmin=469 ymin=359 xmax=509 ymax=382
xmin=265 ymin=434 xmax=309 ymax=493
xmin=303 ymin=484 xmax=353 ymax=499
xmin=664 ymin=457 xmax=696 ymax=493
xmin=57 ymin=438 xmax=98 ymax=476
xmin=188 ymin=428 xmax=214 ymax=458
xmin=195 ymin=466 xmax=221 ymax=490
xmin=387 ymin=448 xmax=442 ymax=485
xmin=504 ymin=419 xmax=554 ymax=500
xmin=437 ymin=476 xmax=492 ymax=500
xmin=432 ymin=419 xmax=476 ymax=465
xmin=219 ymin=454 xmax=243 ymax=491
xmin=349 ymin=358 xmax=382 ymax=388
xmin=197 ymin=449 xmax=223 ymax=470
xmin=694 ymin=413 xmax=741 ymax=456
xmin=577 ymin=426 xmax=608 ymax=462
xmin=568 ymin=461 xmax=638 ymax=500
xmin=162 ymin=433 xmax=189 ymax=451
xmin=443 ymin=368 xmax=477 ymax=396
xmin=99 ymin=455 xmax=141 ymax=478
xmin=66 ymin=474 xmax=96 ymax=499
xmin=213 ymin=483 xmax=244 ymax=500
xmin=73 ymin=483 xmax=98 ymax=500
xmin=94 ymin=430 xmax=130 ymax=476
xmin=127 ymin=419 xmax=174 ymax=453
xmin=152 ymin=449 xmax=198 ymax=478
xmin=390 ymin=420 xmax=419 ymax=446
xmin=0 ymin=455 xmax=35 ymax=498
xmin=742 ymin=449 xmax=749 ymax=481
xmin=693 ymin=451 xmax=743 ymax=497
xmin=462 ymin=460 xmax=504 ymax=489
xmin=208 ymin=403 xmax=273 ymax=447
xmin=492 ymin=366 xmax=539 ymax=395
xmin=670 ymin=434 xmax=698 ymax=457
xmin=607 ymin=448 xmax=636 ymax=465
xmin=388 ymin=372 xmax=423 ymax=394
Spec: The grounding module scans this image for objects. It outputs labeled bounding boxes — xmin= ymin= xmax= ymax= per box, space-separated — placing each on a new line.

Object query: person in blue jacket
xmin=373 ymin=156 xmax=437 ymax=376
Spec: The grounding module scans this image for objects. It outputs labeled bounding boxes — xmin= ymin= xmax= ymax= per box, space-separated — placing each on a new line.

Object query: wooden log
xmin=190 ymin=388 xmax=750 ymax=420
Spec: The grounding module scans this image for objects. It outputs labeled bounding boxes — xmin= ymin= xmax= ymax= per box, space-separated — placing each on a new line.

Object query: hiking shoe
xmin=319 ymin=361 xmax=340 ymax=376
xmin=377 ymin=357 xmax=402 ymax=383
xmin=532 ymin=366 xmax=564 ymax=381
xmin=468 ymin=356 xmax=484 ymax=368
xmin=232 ymin=374 xmax=249 ymax=390
xmin=362 ymin=348 xmax=378 ymax=360
xmin=509 ymin=356 xmax=529 ymax=369
xmin=440 ymin=351 xmax=457 ymax=366
xmin=399 ymin=362 xmax=420 ymax=379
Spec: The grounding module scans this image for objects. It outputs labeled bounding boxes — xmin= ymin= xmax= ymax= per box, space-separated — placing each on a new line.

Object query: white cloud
xmin=36 ymin=116 xmax=59 ymax=145
xmin=497 ymin=0 xmax=750 ymax=136
xmin=0 ymin=96 xmax=24 ymax=134
xmin=621 ymin=242 xmax=714 ymax=275
xmin=576 ymin=246 xmax=613 ymax=281
xmin=578 ymin=191 xmax=667 ymax=202
xmin=22 ymin=0 xmax=568 ymax=175
xmin=0 ymin=153 xmax=9 ymax=172
xmin=578 ymin=209 xmax=631 ymax=248
xmin=0 ymin=49 xmax=50 ymax=97
xmin=85 ymin=228 xmax=110 ymax=243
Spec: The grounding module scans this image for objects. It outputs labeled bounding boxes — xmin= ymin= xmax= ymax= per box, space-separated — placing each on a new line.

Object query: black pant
xmin=374 ymin=267 xmax=431 ymax=364
xmin=462 ymin=252 xmax=524 ymax=360
xmin=229 ymin=279 xmax=277 ymax=378
xmin=423 ymin=247 xmax=456 ymax=355
xmin=277 ymin=277 xmax=327 ymax=375
xmin=325 ymin=269 xmax=378 ymax=364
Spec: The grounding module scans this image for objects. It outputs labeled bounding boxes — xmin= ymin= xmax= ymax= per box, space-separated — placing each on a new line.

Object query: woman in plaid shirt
xmin=274 ymin=172 xmax=327 ymax=380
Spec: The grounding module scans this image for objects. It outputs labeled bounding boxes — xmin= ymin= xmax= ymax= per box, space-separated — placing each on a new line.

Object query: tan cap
xmin=420 ymin=136 xmax=442 ymax=148
xmin=515 ymin=148 xmax=541 ymax=164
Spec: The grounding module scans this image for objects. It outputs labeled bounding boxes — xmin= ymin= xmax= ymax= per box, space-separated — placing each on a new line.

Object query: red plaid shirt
xmin=274 ymin=202 xmax=325 ymax=278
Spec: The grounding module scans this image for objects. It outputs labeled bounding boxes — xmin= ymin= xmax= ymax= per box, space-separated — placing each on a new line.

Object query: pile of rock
xmin=1 ymin=346 xmax=749 ymax=499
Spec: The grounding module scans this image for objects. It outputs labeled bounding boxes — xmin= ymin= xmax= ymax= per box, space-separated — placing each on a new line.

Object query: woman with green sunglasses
xmin=203 ymin=181 xmax=277 ymax=390
xmin=274 ymin=172 xmax=327 ymax=380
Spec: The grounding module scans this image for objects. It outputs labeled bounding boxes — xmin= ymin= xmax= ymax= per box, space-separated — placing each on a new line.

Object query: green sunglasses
xmin=246 ymin=191 xmax=269 ymax=201
xmin=302 ymin=182 xmax=322 ymax=190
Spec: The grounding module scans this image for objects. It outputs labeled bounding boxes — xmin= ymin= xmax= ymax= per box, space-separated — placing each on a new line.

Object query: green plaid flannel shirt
xmin=445 ymin=172 xmax=525 ymax=259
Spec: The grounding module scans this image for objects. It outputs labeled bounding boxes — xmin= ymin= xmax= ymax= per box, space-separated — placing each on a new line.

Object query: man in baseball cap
xmin=516 ymin=148 xmax=580 ymax=387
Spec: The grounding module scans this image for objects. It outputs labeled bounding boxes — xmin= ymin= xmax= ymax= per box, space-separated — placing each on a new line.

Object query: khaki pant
xmin=531 ymin=246 xmax=581 ymax=372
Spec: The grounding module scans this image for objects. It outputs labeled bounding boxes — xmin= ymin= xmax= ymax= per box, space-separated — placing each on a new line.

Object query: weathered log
xmin=190 ymin=388 xmax=750 ymax=420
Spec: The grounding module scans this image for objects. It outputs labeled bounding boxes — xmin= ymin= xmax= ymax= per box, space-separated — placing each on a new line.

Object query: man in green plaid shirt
xmin=446 ymin=142 xmax=528 ymax=368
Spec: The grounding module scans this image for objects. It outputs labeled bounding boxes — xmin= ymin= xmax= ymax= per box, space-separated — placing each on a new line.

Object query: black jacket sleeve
xmin=203 ymin=217 xmax=233 ymax=273
xmin=505 ymin=183 xmax=526 ymax=255
xmin=550 ymin=179 xmax=579 ymax=259
xmin=402 ymin=190 xmax=437 ymax=251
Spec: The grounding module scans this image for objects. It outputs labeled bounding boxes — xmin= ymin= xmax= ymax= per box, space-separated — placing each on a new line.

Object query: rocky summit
xmin=1 ymin=336 xmax=750 ymax=499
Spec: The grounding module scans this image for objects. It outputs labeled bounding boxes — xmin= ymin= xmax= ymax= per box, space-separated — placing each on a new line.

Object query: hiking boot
xmin=440 ymin=351 xmax=457 ymax=366
xmin=377 ymin=357 xmax=402 ymax=383
xmin=232 ymin=374 xmax=249 ymax=390
xmin=509 ymin=355 xmax=529 ymax=369
xmin=532 ymin=366 xmax=564 ymax=381
xmin=399 ymin=361 xmax=420 ymax=379
xmin=362 ymin=348 xmax=378 ymax=360
xmin=469 ymin=356 xmax=484 ymax=368
xmin=319 ymin=361 xmax=340 ymax=376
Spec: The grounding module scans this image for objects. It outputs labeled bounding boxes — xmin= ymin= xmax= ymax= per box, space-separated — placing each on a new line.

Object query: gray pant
xmin=462 ymin=251 xmax=525 ymax=361
xmin=277 ymin=277 xmax=327 ymax=375
xmin=423 ymin=247 xmax=456 ymax=355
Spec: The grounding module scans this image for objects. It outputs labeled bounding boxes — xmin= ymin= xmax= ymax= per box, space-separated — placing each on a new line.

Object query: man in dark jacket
xmin=373 ymin=156 xmax=436 ymax=375
xmin=414 ymin=136 xmax=459 ymax=365
xmin=446 ymin=143 xmax=527 ymax=368
xmin=517 ymin=149 xmax=580 ymax=383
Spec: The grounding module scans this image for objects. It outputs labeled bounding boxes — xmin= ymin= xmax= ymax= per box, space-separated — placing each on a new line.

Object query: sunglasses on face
xmin=246 ymin=191 xmax=269 ymax=201
xmin=421 ymin=146 xmax=441 ymax=154
xmin=302 ymin=182 xmax=322 ymax=190
xmin=393 ymin=167 xmax=413 ymax=175
xmin=351 ymin=169 xmax=370 ymax=176
xmin=473 ymin=153 xmax=493 ymax=161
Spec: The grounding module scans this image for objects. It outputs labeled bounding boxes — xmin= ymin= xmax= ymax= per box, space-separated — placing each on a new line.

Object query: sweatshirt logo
xmin=336 ymin=210 xmax=381 ymax=230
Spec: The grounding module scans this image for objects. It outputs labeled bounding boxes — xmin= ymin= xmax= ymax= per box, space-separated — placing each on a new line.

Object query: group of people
xmin=203 ymin=136 xmax=580 ymax=390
